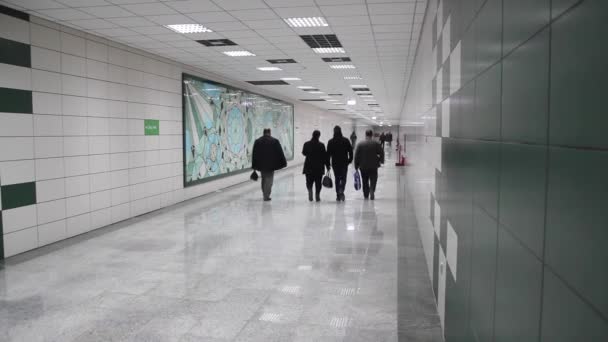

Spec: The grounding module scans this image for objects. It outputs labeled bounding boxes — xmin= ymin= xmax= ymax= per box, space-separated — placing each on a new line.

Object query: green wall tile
xmin=545 ymin=147 xmax=608 ymax=318
xmin=499 ymin=144 xmax=547 ymax=257
xmin=461 ymin=27 xmax=477 ymax=86
xmin=0 ymin=88 xmax=33 ymax=114
xmin=503 ymin=0 xmax=550 ymax=55
xmin=550 ymin=0 xmax=608 ymax=149
xmin=460 ymin=81 xmax=476 ymax=139
xmin=0 ymin=4 xmax=29 ymax=21
xmin=494 ymin=229 xmax=542 ymax=342
xmin=472 ymin=142 xmax=500 ymax=219
xmin=474 ymin=0 xmax=502 ymax=74
xmin=473 ymin=62 xmax=501 ymax=141
xmin=0 ymin=37 xmax=31 ymax=68
xmin=551 ymin=0 xmax=583 ymax=18
xmin=1 ymin=182 xmax=36 ymax=210
xmin=469 ymin=206 xmax=498 ymax=342
xmin=502 ymin=28 xmax=550 ymax=144
xmin=0 ymin=212 xmax=3 ymax=259
xmin=540 ymin=269 xmax=608 ymax=342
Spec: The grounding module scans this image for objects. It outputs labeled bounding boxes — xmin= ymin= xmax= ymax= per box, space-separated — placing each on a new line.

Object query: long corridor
xmin=0 ymin=160 xmax=440 ymax=341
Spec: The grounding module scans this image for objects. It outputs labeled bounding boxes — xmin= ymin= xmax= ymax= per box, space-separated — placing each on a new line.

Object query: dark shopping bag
xmin=353 ymin=170 xmax=361 ymax=191
xmin=322 ymin=171 xmax=333 ymax=188
xmin=250 ymin=170 xmax=259 ymax=181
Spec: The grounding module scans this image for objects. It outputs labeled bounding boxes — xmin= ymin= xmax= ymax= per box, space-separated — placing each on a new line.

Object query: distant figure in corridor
xmin=355 ymin=129 xmax=385 ymax=200
xmin=379 ymin=132 xmax=386 ymax=149
xmin=350 ymin=131 xmax=357 ymax=147
xmin=386 ymin=131 xmax=393 ymax=147
xmin=252 ymin=128 xmax=287 ymax=201
xmin=327 ymin=125 xmax=353 ymax=202
xmin=302 ymin=130 xmax=330 ymax=202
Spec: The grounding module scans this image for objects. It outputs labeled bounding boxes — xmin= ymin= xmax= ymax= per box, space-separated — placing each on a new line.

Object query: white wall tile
xmin=34 ymin=114 xmax=63 ymax=136
xmin=0 ymin=64 xmax=31 ymax=91
xmin=66 ymin=194 xmax=90 ymax=217
xmin=129 ymin=136 xmax=145 ymax=152
xmin=86 ymin=59 xmax=108 ymax=80
xmin=110 ymin=153 xmax=129 ymax=171
xmin=144 ymin=150 xmax=160 ymax=166
xmin=109 ymin=118 xmax=129 ymax=135
xmin=31 ymin=47 xmax=61 ymax=72
xmin=107 ymin=82 xmax=128 ymax=101
xmin=38 ymin=220 xmax=67 ymax=246
xmin=111 ymin=186 xmax=130 ymax=205
xmin=63 ymin=115 xmax=88 ymax=136
xmin=90 ymin=208 xmax=111 ymax=229
xmin=62 ymin=95 xmax=87 ymax=116
xmin=0 ymin=160 xmax=35 ymax=185
xmin=32 ymin=69 xmax=61 ymax=93
xmin=87 ymin=117 xmax=109 ymax=136
xmin=30 ymin=23 xmax=61 ymax=51
xmin=0 ymin=13 xmax=30 ymax=44
xmin=0 ymin=113 xmax=33 ymax=137
xmin=0 ymin=137 xmax=34 ymax=161
xmin=111 ymin=203 xmax=130 ymax=223
xmin=35 ymin=157 xmax=64 ymax=180
xmin=64 ymin=155 xmax=89 ymax=176
xmin=88 ymin=136 xmax=110 ymax=154
xmin=90 ymin=189 xmax=111 ymax=211
xmin=86 ymin=98 xmax=108 ymax=117
xmin=2 ymin=204 xmax=37 ymax=233
xmin=87 ymin=79 xmax=108 ymax=98
xmin=447 ymin=220 xmax=458 ymax=280
xmin=108 ymin=65 xmax=128 ymax=84
xmin=128 ymin=119 xmax=142 ymax=135
xmin=33 ymin=92 xmax=62 ymax=115
xmin=66 ymin=213 xmax=91 ymax=237
xmin=89 ymin=154 xmax=110 ymax=173
xmin=35 ymin=137 xmax=63 ymax=159
xmin=3 ymin=227 xmax=38 ymax=257
xmin=108 ymin=46 xmax=129 ymax=67
xmin=61 ymin=32 xmax=86 ymax=57
xmin=107 ymin=100 xmax=127 ymax=118
xmin=62 ymin=74 xmax=87 ymax=96
xmin=37 ymin=178 xmax=66 ymax=203
xmin=110 ymin=169 xmax=129 ymax=188
xmin=65 ymin=174 xmax=90 ymax=197
xmin=86 ymin=40 xmax=108 ymax=62
xmin=90 ymin=172 xmax=111 ymax=192
xmin=110 ymin=136 xmax=129 ymax=153
xmin=64 ymin=136 xmax=89 ymax=156
xmin=61 ymin=53 xmax=86 ymax=77
xmin=37 ymin=198 xmax=66 ymax=224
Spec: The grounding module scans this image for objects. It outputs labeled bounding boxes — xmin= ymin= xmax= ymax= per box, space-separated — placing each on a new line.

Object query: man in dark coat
xmin=252 ymin=128 xmax=287 ymax=201
xmin=327 ymin=125 xmax=353 ymax=201
xmin=354 ymin=129 xmax=384 ymax=200
xmin=302 ymin=130 xmax=330 ymax=202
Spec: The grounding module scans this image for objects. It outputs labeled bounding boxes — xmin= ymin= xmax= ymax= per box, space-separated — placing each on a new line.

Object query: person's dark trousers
xmin=261 ymin=171 xmax=274 ymax=200
xmin=360 ymin=168 xmax=378 ymax=199
xmin=305 ymin=174 xmax=322 ymax=200
xmin=333 ymin=167 xmax=348 ymax=199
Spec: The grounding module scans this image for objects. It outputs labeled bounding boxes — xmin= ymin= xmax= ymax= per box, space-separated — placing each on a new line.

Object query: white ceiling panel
xmin=207 ymin=21 xmax=250 ymax=31
xmin=120 ymin=3 xmax=177 ymax=16
xmin=370 ymin=14 xmax=413 ymax=25
xmin=5 ymin=0 xmax=65 ymax=10
xmin=93 ymin=27 xmax=138 ymax=36
xmin=326 ymin=16 xmax=370 ymax=26
xmin=186 ymin=11 xmax=235 ymax=23
xmin=319 ymin=5 xmax=368 ymax=17
xmin=368 ymin=3 xmax=416 ymax=15
xmin=213 ymin=0 xmax=268 ymax=11
xmin=230 ymin=9 xmax=278 ymax=21
xmin=129 ymin=25 xmax=172 ymax=35
xmin=37 ymin=8 xmax=94 ymax=20
xmin=244 ymin=19 xmax=288 ymax=30
xmin=164 ymin=0 xmax=222 ymax=13
xmin=315 ymin=0 xmax=365 ymax=5
xmin=79 ymin=5 xmax=134 ymax=18
xmin=145 ymin=14 xmax=195 ymax=25
xmin=57 ymin=0 xmax=111 ymax=6
xmin=68 ymin=18 xmax=117 ymax=29
xmin=106 ymin=16 xmax=154 ymax=27
xmin=272 ymin=6 xmax=323 ymax=18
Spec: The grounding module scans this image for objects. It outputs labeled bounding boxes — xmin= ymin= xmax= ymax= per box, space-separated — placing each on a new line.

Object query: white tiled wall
xmin=0 ymin=14 xmax=346 ymax=258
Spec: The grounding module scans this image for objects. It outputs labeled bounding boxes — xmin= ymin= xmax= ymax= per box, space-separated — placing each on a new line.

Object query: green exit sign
xmin=144 ymin=119 xmax=159 ymax=135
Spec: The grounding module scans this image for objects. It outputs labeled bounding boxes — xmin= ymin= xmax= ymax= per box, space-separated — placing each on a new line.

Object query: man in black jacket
xmin=252 ymin=128 xmax=287 ymax=201
xmin=327 ymin=125 xmax=353 ymax=201
xmin=354 ymin=130 xmax=384 ymax=200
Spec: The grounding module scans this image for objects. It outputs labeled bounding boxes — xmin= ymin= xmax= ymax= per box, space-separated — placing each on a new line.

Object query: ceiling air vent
xmin=246 ymin=80 xmax=289 ymax=85
xmin=267 ymin=59 xmax=297 ymax=64
xmin=327 ymin=93 xmax=343 ymax=96
xmin=352 ymin=88 xmax=370 ymax=92
xmin=368 ymin=104 xmax=380 ymax=106
xmin=300 ymin=34 xmax=342 ymax=48
xmin=197 ymin=39 xmax=237 ymax=46
xmin=322 ymin=57 xmax=351 ymax=62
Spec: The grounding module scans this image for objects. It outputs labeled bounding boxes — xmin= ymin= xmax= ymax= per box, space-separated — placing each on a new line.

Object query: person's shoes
xmin=308 ymin=190 xmax=313 ymax=202
xmin=370 ymin=192 xmax=375 ymax=200
xmin=336 ymin=196 xmax=341 ymax=202
xmin=364 ymin=194 xmax=369 ymax=200
xmin=264 ymin=197 xmax=271 ymax=201
xmin=340 ymin=193 xmax=346 ymax=201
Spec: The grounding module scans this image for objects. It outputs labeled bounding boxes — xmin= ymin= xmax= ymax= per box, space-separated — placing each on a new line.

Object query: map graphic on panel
xmin=183 ymin=74 xmax=294 ymax=187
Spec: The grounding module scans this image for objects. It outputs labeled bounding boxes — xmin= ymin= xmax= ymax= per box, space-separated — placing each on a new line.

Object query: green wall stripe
xmin=0 ymin=37 xmax=31 ymax=68
xmin=1 ymin=182 xmax=36 ymax=210
xmin=0 ymin=212 xmax=3 ymax=259
xmin=0 ymin=4 xmax=29 ymax=21
xmin=0 ymin=87 xmax=32 ymax=114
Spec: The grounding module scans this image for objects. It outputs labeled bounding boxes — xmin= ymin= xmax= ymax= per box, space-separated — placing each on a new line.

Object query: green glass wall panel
xmin=494 ymin=229 xmax=542 ymax=342
xmin=549 ymin=0 xmax=608 ymax=149
xmin=1 ymin=182 xmax=36 ymax=210
xmin=474 ymin=0 xmax=502 ymax=74
xmin=0 ymin=88 xmax=32 ymax=114
xmin=0 ymin=37 xmax=31 ymax=68
xmin=502 ymin=28 xmax=550 ymax=144
xmin=545 ymin=147 xmax=608 ymax=318
xmin=551 ymin=0 xmax=583 ymax=19
xmin=503 ymin=0 xmax=550 ymax=55
xmin=473 ymin=63 xmax=501 ymax=141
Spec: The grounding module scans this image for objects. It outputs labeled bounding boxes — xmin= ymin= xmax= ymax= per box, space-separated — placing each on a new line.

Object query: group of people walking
xmin=251 ymin=126 xmax=385 ymax=202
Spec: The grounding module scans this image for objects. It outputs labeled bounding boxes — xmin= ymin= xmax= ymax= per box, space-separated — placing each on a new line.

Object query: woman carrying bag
xmin=302 ymin=130 xmax=330 ymax=202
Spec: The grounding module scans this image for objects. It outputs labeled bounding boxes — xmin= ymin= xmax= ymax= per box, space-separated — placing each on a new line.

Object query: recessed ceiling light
xmin=257 ymin=67 xmax=282 ymax=71
xmin=360 ymin=95 xmax=374 ymax=98
xmin=327 ymin=99 xmax=339 ymax=102
xmin=284 ymin=17 xmax=329 ymax=27
xmin=308 ymin=91 xmax=323 ymax=94
xmin=372 ymin=116 xmax=377 ymax=120
xmin=313 ymin=47 xmax=346 ymax=54
xmin=298 ymin=86 xmax=315 ymax=89
xmin=347 ymin=99 xmax=356 ymax=106
xmin=350 ymin=85 xmax=367 ymax=88
xmin=165 ymin=24 xmax=212 ymax=34
xmin=330 ymin=64 xmax=356 ymax=69
xmin=333 ymin=102 xmax=345 ymax=105
xmin=344 ymin=76 xmax=362 ymax=80
xmin=223 ymin=50 xmax=255 ymax=57
xmin=281 ymin=77 xmax=301 ymax=81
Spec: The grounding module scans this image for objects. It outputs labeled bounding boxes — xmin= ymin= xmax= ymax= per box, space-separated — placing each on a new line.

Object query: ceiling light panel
xmin=298 ymin=86 xmax=316 ymax=89
xmin=312 ymin=47 xmax=346 ymax=54
xmin=257 ymin=67 xmax=282 ymax=71
xmin=223 ymin=50 xmax=256 ymax=56
xmin=197 ymin=39 xmax=237 ymax=46
xmin=284 ymin=17 xmax=329 ymax=27
xmin=330 ymin=64 xmax=356 ymax=69
xmin=165 ymin=24 xmax=212 ymax=34
xmin=322 ymin=57 xmax=351 ymax=62
xmin=281 ymin=77 xmax=301 ymax=81
xmin=267 ymin=59 xmax=297 ymax=64
xmin=344 ymin=76 xmax=362 ymax=80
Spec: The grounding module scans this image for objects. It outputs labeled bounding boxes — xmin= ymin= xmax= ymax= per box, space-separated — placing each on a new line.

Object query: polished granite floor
xmin=0 ymin=156 xmax=441 ymax=341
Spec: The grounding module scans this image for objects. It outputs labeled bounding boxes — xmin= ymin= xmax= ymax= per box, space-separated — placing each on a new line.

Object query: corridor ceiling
xmin=3 ymin=0 xmax=427 ymax=125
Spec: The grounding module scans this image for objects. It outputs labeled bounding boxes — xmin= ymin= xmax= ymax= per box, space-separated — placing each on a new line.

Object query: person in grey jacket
xmin=354 ymin=129 xmax=385 ymax=200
